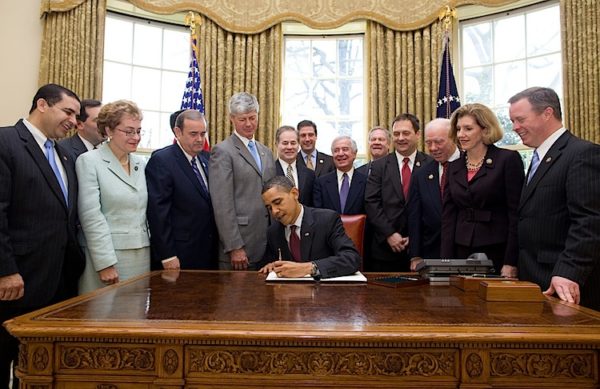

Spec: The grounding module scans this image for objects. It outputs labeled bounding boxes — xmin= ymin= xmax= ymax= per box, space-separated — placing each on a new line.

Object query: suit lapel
xmin=100 ymin=144 xmax=140 ymax=190
xmin=424 ymin=163 xmax=442 ymax=215
xmin=231 ymin=135 xmax=262 ymax=176
xmin=56 ymin=142 xmax=77 ymax=210
xmin=300 ymin=208 xmax=315 ymax=262
xmin=387 ymin=154 xmax=403 ymax=199
xmin=346 ymin=171 xmax=365 ymax=212
xmin=17 ymin=122 xmax=68 ymax=209
xmin=324 ymin=173 xmax=342 ymax=213
xmin=450 ymin=154 xmax=469 ymax=191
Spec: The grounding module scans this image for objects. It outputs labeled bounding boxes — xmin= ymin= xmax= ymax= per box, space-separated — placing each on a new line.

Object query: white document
xmin=266 ymin=271 xmax=367 ymax=282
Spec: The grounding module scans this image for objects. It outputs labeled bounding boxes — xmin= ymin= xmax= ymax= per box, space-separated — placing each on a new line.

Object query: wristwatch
xmin=311 ymin=261 xmax=321 ymax=281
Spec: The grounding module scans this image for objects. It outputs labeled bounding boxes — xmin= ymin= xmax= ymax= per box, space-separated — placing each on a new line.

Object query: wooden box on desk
xmin=478 ymin=280 xmax=545 ymax=302
xmin=450 ymin=275 xmax=517 ymax=292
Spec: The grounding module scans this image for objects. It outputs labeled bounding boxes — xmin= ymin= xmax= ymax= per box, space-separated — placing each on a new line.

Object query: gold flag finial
xmin=439 ymin=5 xmax=457 ymax=33
xmin=184 ymin=11 xmax=201 ymax=35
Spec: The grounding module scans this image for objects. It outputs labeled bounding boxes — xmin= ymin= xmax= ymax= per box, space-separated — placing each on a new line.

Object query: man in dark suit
xmin=314 ymin=136 xmax=367 ymax=215
xmin=146 ymin=109 xmax=217 ymax=270
xmin=407 ymin=118 xmax=459 ymax=269
xmin=259 ymin=176 xmax=360 ymax=279
xmin=274 ymin=125 xmax=315 ymax=206
xmin=58 ymin=99 xmax=104 ymax=160
xmin=356 ymin=126 xmax=391 ymax=176
xmin=509 ymin=87 xmax=600 ymax=311
xmin=296 ymin=119 xmax=335 ymax=177
xmin=0 ymin=84 xmax=85 ymax=388
xmin=365 ymin=113 xmax=432 ymax=271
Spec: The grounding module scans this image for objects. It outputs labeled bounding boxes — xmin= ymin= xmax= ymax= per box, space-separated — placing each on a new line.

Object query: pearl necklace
xmin=465 ymin=153 xmax=484 ymax=172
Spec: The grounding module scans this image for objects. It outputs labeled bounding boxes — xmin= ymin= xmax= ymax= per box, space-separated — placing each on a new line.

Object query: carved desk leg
xmin=17 ymin=341 xmax=54 ymax=389
xmin=153 ymin=345 xmax=184 ymax=388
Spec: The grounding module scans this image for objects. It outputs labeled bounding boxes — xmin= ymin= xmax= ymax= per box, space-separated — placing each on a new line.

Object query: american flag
xmin=436 ymin=34 xmax=461 ymax=119
xmin=180 ymin=37 xmax=210 ymax=150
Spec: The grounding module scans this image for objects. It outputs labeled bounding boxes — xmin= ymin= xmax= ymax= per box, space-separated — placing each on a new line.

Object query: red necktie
xmin=440 ymin=161 xmax=449 ymax=199
xmin=401 ymin=157 xmax=411 ymax=199
xmin=289 ymin=225 xmax=301 ymax=262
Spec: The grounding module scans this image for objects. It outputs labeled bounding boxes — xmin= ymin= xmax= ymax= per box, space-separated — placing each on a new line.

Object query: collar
xmin=289 ymin=205 xmax=305 ymax=230
xmin=395 ymin=149 xmax=417 ymax=166
xmin=22 ymin=118 xmax=49 ymax=151
xmin=233 ymin=130 xmax=254 ymax=147
xmin=278 ymin=158 xmax=297 ymax=170
xmin=535 ymin=127 xmax=567 ymax=160
xmin=300 ymin=149 xmax=317 ymax=159
xmin=176 ymin=140 xmax=198 ymax=163
xmin=447 ymin=147 xmax=460 ymax=162
xmin=78 ymin=133 xmax=95 ymax=152
xmin=337 ymin=167 xmax=354 ymax=183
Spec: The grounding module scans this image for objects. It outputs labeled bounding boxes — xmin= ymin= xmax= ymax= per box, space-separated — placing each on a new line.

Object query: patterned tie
xmin=44 ymin=140 xmax=68 ymax=203
xmin=401 ymin=157 xmax=411 ymax=199
xmin=289 ymin=225 xmax=301 ymax=262
xmin=286 ymin=164 xmax=296 ymax=187
xmin=306 ymin=153 xmax=314 ymax=170
xmin=190 ymin=157 xmax=209 ymax=194
xmin=247 ymin=140 xmax=262 ymax=171
xmin=440 ymin=161 xmax=449 ymax=199
xmin=527 ymin=150 xmax=540 ymax=184
xmin=339 ymin=172 xmax=349 ymax=213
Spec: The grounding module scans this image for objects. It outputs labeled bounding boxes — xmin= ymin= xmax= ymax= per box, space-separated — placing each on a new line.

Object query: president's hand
xmin=0 ymin=273 xmax=24 ymax=301
xmin=259 ymin=261 xmax=312 ymax=278
xmin=387 ymin=233 xmax=409 ymax=253
xmin=229 ymin=248 xmax=249 ymax=270
xmin=543 ymin=276 xmax=580 ymax=305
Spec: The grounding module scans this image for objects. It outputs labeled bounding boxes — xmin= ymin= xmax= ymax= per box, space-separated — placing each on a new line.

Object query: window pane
xmin=285 ymin=40 xmax=311 ymax=78
xmin=338 ymin=79 xmax=363 ymax=116
xmin=463 ymin=66 xmax=493 ymax=106
xmin=283 ymin=78 xmax=311 ymax=113
xmin=312 ymin=39 xmax=336 ymax=78
xmin=311 ymin=79 xmax=337 ymax=115
xmin=527 ymin=53 xmax=562 ymax=95
xmin=133 ymin=23 xmax=162 ymax=67
xmin=102 ymin=62 xmax=131 ymax=102
xmin=494 ymin=14 xmax=525 ymax=62
xmin=163 ymin=29 xmax=189 ymax=71
xmin=132 ymin=67 xmax=161 ymax=111
xmin=462 ymin=22 xmax=492 ymax=67
xmin=104 ymin=17 xmax=132 ymax=63
xmin=495 ymin=107 xmax=522 ymax=146
xmin=494 ymin=60 xmax=526 ymax=106
xmin=527 ymin=6 xmax=561 ymax=56
xmin=338 ymin=39 xmax=363 ymax=76
xmin=138 ymin=110 xmax=160 ymax=149
xmin=161 ymin=70 xmax=188 ymax=111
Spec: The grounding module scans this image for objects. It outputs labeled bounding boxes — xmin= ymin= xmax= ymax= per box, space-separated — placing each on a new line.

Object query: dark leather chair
xmin=340 ymin=214 xmax=366 ymax=271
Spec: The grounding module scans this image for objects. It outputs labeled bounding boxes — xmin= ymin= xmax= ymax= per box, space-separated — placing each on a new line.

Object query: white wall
xmin=0 ymin=0 xmax=43 ymax=125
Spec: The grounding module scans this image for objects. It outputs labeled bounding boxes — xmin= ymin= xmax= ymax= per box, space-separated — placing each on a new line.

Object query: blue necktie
xmin=247 ymin=140 xmax=262 ymax=171
xmin=527 ymin=150 xmax=540 ymax=184
xmin=44 ymin=139 xmax=68 ymax=203
xmin=339 ymin=172 xmax=349 ymax=213
xmin=191 ymin=157 xmax=209 ymax=194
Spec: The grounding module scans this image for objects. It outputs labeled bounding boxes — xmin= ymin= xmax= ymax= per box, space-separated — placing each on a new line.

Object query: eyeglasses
xmin=115 ymin=128 xmax=144 ymax=138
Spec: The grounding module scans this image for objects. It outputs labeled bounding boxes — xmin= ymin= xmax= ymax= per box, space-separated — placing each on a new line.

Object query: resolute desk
xmin=5 ymin=271 xmax=600 ymax=388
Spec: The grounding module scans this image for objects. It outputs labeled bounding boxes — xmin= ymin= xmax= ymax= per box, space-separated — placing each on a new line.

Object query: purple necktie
xmin=339 ymin=172 xmax=349 ymax=213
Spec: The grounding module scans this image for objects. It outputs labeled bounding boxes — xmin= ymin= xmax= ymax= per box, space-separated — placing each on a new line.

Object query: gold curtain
xmin=561 ymin=0 xmax=600 ymax=143
xmin=367 ymin=19 xmax=444 ymax=148
xmin=39 ymin=0 xmax=106 ymax=100
xmin=197 ymin=15 xmax=282 ymax=147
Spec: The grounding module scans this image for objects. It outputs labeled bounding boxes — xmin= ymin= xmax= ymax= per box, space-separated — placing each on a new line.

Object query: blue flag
xmin=181 ymin=37 xmax=205 ymax=114
xmin=436 ymin=35 xmax=460 ymax=119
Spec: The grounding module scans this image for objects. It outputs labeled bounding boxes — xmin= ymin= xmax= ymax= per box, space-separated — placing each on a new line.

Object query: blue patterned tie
xmin=247 ymin=140 xmax=262 ymax=171
xmin=339 ymin=172 xmax=349 ymax=213
xmin=44 ymin=139 xmax=68 ymax=203
xmin=527 ymin=150 xmax=540 ymax=184
xmin=191 ymin=157 xmax=209 ymax=194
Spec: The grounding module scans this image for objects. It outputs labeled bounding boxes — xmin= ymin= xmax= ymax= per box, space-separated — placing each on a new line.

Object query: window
xmin=103 ymin=12 xmax=189 ymax=150
xmin=281 ymin=30 xmax=366 ymax=157
xmin=460 ymin=1 xmax=561 ymax=151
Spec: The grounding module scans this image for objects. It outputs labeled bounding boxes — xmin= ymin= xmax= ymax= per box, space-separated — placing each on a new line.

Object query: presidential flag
xmin=436 ymin=35 xmax=461 ymax=119
xmin=180 ymin=36 xmax=210 ymax=150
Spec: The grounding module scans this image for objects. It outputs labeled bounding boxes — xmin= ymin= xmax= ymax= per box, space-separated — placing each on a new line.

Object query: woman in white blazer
xmin=76 ymin=100 xmax=150 ymax=294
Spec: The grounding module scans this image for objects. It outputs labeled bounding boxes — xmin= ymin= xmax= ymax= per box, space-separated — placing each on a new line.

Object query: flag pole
xmin=435 ymin=6 xmax=460 ymax=119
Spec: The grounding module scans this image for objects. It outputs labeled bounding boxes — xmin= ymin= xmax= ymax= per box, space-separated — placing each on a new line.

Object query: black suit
xmin=58 ymin=133 xmax=88 ymax=160
xmin=441 ymin=145 xmax=524 ymax=272
xmin=518 ymin=131 xmax=600 ymax=311
xmin=365 ymin=151 xmax=432 ymax=270
xmin=356 ymin=162 xmax=371 ymax=177
xmin=297 ymin=151 xmax=335 ymax=177
xmin=313 ymin=169 xmax=367 ymax=215
xmin=0 ymin=120 xmax=84 ymax=385
xmin=263 ymin=207 xmax=360 ymax=278
xmin=275 ymin=160 xmax=316 ymax=206
xmin=407 ymin=160 xmax=443 ymax=259
xmin=146 ymin=145 xmax=217 ymax=270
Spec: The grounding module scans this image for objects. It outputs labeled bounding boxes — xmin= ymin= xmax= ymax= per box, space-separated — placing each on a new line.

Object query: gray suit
xmin=209 ymin=134 xmax=275 ymax=268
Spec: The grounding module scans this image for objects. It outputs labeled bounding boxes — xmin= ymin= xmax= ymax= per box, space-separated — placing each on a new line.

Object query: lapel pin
xmin=319 ymin=159 xmax=324 ymax=164
xmin=63 ymin=156 xmax=67 ymax=161
xmin=545 ymin=157 xmax=552 ymax=163
xmin=428 ymin=174 xmax=434 ymax=180
xmin=304 ymin=232 xmax=310 ymax=237
xmin=486 ymin=158 xmax=493 ymax=164
xmin=134 ymin=166 xmax=138 ymax=171
xmin=416 ymin=161 xmax=421 ymax=167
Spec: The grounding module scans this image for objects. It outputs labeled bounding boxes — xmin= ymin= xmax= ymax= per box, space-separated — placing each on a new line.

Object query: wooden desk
xmin=5 ymin=271 xmax=600 ymax=388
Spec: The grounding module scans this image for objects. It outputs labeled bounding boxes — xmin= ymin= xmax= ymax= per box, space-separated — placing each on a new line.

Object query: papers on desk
xmin=266 ymin=271 xmax=367 ymax=282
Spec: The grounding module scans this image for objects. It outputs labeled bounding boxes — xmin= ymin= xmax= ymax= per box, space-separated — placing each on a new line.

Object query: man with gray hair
xmin=356 ymin=126 xmax=391 ymax=176
xmin=209 ymin=92 xmax=276 ymax=270
xmin=313 ymin=135 xmax=367 ymax=215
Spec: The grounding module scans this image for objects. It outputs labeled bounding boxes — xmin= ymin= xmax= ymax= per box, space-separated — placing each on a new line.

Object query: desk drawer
xmin=57 ymin=382 xmax=150 ymax=389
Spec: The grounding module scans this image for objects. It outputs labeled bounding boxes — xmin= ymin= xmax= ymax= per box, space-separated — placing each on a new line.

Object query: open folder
xmin=266 ymin=271 xmax=367 ymax=282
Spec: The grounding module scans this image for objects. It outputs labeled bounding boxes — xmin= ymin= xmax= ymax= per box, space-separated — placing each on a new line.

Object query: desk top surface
xmin=7 ymin=271 xmax=600 ymax=343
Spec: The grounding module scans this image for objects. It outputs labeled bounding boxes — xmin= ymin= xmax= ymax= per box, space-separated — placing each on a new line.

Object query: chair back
xmin=340 ymin=213 xmax=366 ymax=271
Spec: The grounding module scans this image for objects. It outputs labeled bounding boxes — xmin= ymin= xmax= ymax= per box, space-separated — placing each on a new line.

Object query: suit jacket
xmin=356 ymin=162 xmax=371 ymax=177
xmin=275 ymin=160 xmax=315 ymax=206
xmin=407 ymin=159 xmax=443 ymax=259
xmin=365 ymin=151 xmax=432 ymax=261
xmin=518 ymin=131 xmax=600 ymax=311
xmin=209 ymin=134 xmax=276 ymax=267
xmin=263 ymin=207 xmax=360 ymax=278
xmin=76 ymin=144 xmax=150 ymax=284
xmin=297 ymin=150 xmax=335 ymax=177
xmin=146 ymin=145 xmax=217 ymax=270
xmin=441 ymin=145 xmax=524 ymax=266
xmin=58 ymin=133 xmax=88 ymax=160
xmin=0 ymin=120 xmax=84 ymax=308
xmin=313 ymin=169 xmax=367 ymax=215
